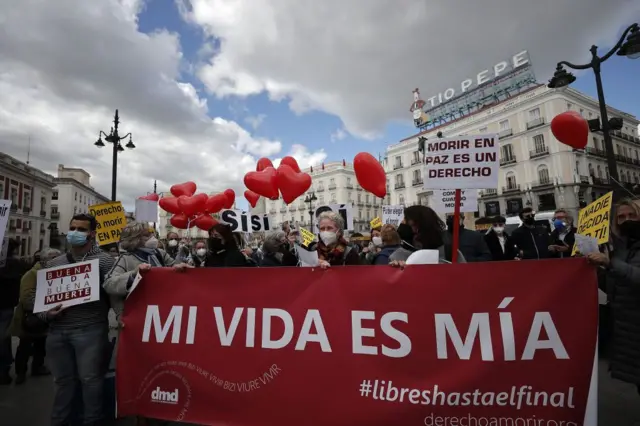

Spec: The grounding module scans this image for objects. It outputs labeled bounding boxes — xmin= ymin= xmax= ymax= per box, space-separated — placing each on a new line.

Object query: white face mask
xmin=145 ymin=237 xmax=159 ymax=249
xmin=168 ymin=239 xmax=178 ymax=247
xmin=320 ymin=231 xmax=338 ymax=246
xmin=372 ymin=236 xmax=383 ymax=247
xmin=196 ymin=248 xmax=206 ymax=257
xmin=493 ymin=226 xmax=505 ymax=234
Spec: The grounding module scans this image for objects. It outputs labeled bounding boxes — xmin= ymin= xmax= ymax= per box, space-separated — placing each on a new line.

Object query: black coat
xmin=0 ymin=258 xmax=31 ymax=309
xmin=204 ymin=249 xmax=253 ymax=267
xmin=549 ymin=227 xmax=576 ymax=259
xmin=454 ymin=228 xmax=492 ymax=262
xmin=484 ymin=231 xmax=519 ymax=261
xmin=511 ymin=225 xmax=550 ymax=260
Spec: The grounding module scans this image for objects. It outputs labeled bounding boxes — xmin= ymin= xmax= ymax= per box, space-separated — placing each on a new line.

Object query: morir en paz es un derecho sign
xmin=431 ymin=190 xmax=479 ymax=214
xmin=423 ymin=134 xmax=499 ymax=190
xmin=33 ymin=259 xmax=101 ymax=313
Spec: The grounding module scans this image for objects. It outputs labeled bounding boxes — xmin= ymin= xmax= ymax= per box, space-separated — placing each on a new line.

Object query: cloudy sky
xmin=1 ymin=0 xmax=639 ymax=209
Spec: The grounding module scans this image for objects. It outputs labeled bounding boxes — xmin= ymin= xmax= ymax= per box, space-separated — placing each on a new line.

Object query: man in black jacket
xmin=484 ymin=216 xmax=519 ymax=261
xmin=511 ymin=207 xmax=550 ymax=260
xmin=445 ymin=214 xmax=492 ymax=262
xmin=548 ymin=209 xmax=576 ymax=259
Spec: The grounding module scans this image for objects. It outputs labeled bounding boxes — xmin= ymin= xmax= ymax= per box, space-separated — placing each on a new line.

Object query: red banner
xmin=116 ymin=259 xmax=598 ymax=426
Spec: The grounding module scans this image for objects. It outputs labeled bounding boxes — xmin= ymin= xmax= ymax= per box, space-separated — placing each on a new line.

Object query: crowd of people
xmin=0 ymin=199 xmax=639 ymax=425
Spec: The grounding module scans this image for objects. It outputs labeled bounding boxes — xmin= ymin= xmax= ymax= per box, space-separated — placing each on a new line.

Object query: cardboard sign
xmin=382 ymin=205 xmax=404 ymax=227
xmin=219 ymin=209 xmax=273 ymax=233
xmin=423 ymin=134 xmax=499 ymax=190
xmin=135 ymin=199 xmax=159 ymax=223
xmin=431 ymin=189 xmax=479 ymax=214
xmin=314 ymin=204 xmax=354 ymax=231
xmin=299 ymin=227 xmax=316 ymax=247
xmin=89 ymin=201 xmax=128 ymax=246
xmin=572 ymin=192 xmax=612 ymax=255
xmin=369 ymin=217 xmax=382 ymax=229
xmin=33 ymin=259 xmax=101 ymax=313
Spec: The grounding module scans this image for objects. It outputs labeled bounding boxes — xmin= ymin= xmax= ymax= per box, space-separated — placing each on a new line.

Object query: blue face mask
xmin=553 ymin=219 xmax=566 ymax=231
xmin=67 ymin=230 xmax=89 ymax=246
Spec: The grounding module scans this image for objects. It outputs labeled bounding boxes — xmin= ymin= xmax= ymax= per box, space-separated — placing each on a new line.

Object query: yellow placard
xmin=370 ymin=217 xmax=382 ymax=229
xmin=89 ymin=201 xmax=128 ymax=246
xmin=299 ymin=227 xmax=316 ymax=247
xmin=572 ymin=191 xmax=613 ymax=255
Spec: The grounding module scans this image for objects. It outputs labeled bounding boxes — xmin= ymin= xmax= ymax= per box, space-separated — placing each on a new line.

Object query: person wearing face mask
xmin=445 ymin=213 xmax=492 ymax=262
xmin=191 ymin=240 xmax=208 ymax=267
xmin=164 ymin=231 xmax=185 ymax=262
xmin=259 ymin=231 xmax=297 ymax=267
xmin=484 ymin=216 xmax=519 ymax=261
xmin=204 ymin=224 xmax=254 ymax=267
xmin=510 ymin=207 xmax=550 ymax=260
xmin=587 ymin=198 xmax=640 ymax=396
xmin=548 ymin=209 xmax=576 ymax=259
xmin=373 ymin=225 xmax=403 ymax=265
xmin=317 ymin=211 xmax=361 ymax=268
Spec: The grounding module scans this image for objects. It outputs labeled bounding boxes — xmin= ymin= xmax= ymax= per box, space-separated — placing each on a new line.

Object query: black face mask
xmin=620 ymin=220 xmax=640 ymax=239
xmin=446 ymin=217 xmax=464 ymax=232
xmin=209 ymin=238 xmax=224 ymax=251
xmin=523 ymin=216 xmax=535 ymax=226
xmin=397 ymin=223 xmax=414 ymax=245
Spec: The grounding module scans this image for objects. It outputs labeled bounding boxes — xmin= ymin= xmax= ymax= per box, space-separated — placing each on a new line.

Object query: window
xmin=413 ymin=169 xmax=421 ymax=181
xmin=597 ymin=165 xmax=602 ymax=178
xmin=576 ymin=161 xmax=580 ymax=175
xmin=501 ymin=144 xmax=514 ymax=160
xmin=73 ymin=206 xmax=77 ymax=214
xmin=365 ymin=194 xmax=370 ymax=203
xmin=0 ymin=182 xmax=4 ymax=199
xmin=399 ymin=194 xmax=405 ymax=205
xmin=330 ymin=193 xmax=336 ymax=203
xmin=635 ymin=173 xmax=639 ymax=184
xmin=347 ymin=177 xmax=352 ymax=185
xmin=24 ymin=192 xmax=31 ymax=208
xmin=533 ymin=135 xmax=545 ymax=152
xmin=394 ymin=156 xmax=403 ymax=168
xmin=566 ymin=103 xmax=572 ymax=111
xmin=528 ymin=108 xmax=540 ymax=120
xmin=348 ymin=192 xmax=353 ymax=202
xmin=359 ymin=210 xmax=362 ymax=219
xmin=588 ymin=111 xmax=593 ymax=118
xmin=616 ymin=144 xmax=621 ymax=154
xmin=329 ymin=178 xmax=335 ymax=185
xmin=588 ymin=163 xmax=594 ymax=175
xmin=357 ymin=193 xmax=361 ymax=202
xmin=41 ymin=196 xmax=46 ymax=209
xmin=319 ymin=195 xmax=324 ymax=203
xmin=605 ymin=167 xmax=610 ymax=178
xmin=10 ymin=187 xmax=18 ymax=204
xmin=74 ymin=192 xmax=78 ymax=201
xmin=367 ymin=210 xmax=371 ymax=220
xmin=593 ymin=137 xmax=599 ymax=150
xmin=52 ymin=191 xmax=58 ymax=200
xmin=537 ymin=165 xmax=550 ymax=184
xmin=412 ymin=151 xmax=420 ymax=163
xmin=395 ymin=174 xmax=404 ymax=185
xmin=506 ymin=172 xmax=517 ymax=188
xmin=579 ymin=108 xmax=584 ymax=116
xmin=499 ymin=120 xmax=510 ymax=131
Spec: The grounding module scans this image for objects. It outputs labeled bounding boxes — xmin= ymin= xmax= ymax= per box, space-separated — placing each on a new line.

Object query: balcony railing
xmin=23 ymin=206 xmax=31 ymax=214
xmin=531 ymin=179 xmax=554 ymax=189
xmin=10 ymin=204 xmax=17 ymax=212
xmin=9 ymin=225 xmax=16 ymax=231
xmin=498 ymin=129 xmax=513 ymax=139
xmin=529 ymin=147 xmax=549 ymax=159
xmin=586 ymin=147 xmax=607 ymax=158
xmin=269 ymin=209 xmax=276 ymax=215
xmin=328 ymin=184 xmax=337 ymax=190
xmin=394 ymin=183 xmax=406 ymax=189
xmin=346 ymin=184 xmax=353 ymax=189
xmin=316 ymin=187 xmax=325 ymax=192
xmin=412 ymin=179 xmax=424 ymax=187
xmin=51 ymin=212 xmax=60 ymax=219
xmin=411 ymin=157 xmax=421 ymax=165
xmin=480 ymin=189 xmax=498 ymax=197
xmin=393 ymin=163 xmax=404 ymax=170
xmin=579 ymin=175 xmax=590 ymax=184
xmin=40 ymin=211 xmax=46 ymax=217
xmin=500 ymin=156 xmax=516 ymax=166
xmin=289 ymin=205 xmax=297 ymax=211
xmin=40 ymin=228 xmax=46 ymax=234
xmin=591 ymin=176 xmax=610 ymax=186
xmin=52 ymin=194 xmax=58 ymax=200
xmin=502 ymin=184 xmax=521 ymax=193
xmin=526 ymin=117 xmax=545 ymax=130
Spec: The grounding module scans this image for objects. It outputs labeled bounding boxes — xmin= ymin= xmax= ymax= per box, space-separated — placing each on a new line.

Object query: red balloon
xmin=170 ymin=213 xmax=189 ymax=229
xmin=244 ymin=167 xmax=279 ymax=199
xmin=170 ymin=181 xmax=197 ymax=197
xmin=205 ymin=193 xmax=227 ymax=213
xmin=178 ymin=194 xmax=207 ymax=217
xmin=276 ymin=164 xmax=312 ymax=204
xmin=159 ymin=197 xmax=181 ymax=214
xmin=354 ymin=152 xmax=386 ymax=198
xmin=223 ymin=189 xmax=235 ymax=209
xmin=551 ymin=111 xmax=589 ymax=149
xmin=256 ymin=157 xmax=274 ymax=172
xmin=138 ymin=193 xmax=159 ymax=201
xmin=193 ymin=214 xmax=218 ymax=231
xmin=280 ymin=156 xmax=301 ymax=173
xmin=244 ymin=190 xmax=260 ymax=208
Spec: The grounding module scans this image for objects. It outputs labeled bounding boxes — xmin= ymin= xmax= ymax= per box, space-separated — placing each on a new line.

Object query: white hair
xmin=318 ymin=211 xmax=345 ymax=232
xmin=119 ymin=221 xmax=150 ymax=252
xmin=263 ymin=230 xmax=286 ymax=253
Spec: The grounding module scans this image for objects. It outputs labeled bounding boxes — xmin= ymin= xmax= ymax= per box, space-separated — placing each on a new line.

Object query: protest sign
xmin=369 ymin=217 xmax=382 ymax=229
xmin=572 ymin=192 xmax=612 ymax=255
xmin=89 ymin=201 xmax=128 ymax=246
xmin=423 ymin=134 xmax=499 ymax=190
xmin=299 ymin=227 xmax=315 ymax=247
xmin=431 ymin=189 xmax=479 ymax=214
xmin=135 ymin=199 xmax=159 ymax=223
xmin=117 ymin=260 xmax=598 ymax=426
xmin=314 ymin=204 xmax=354 ymax=231
xmin=219 ymin=210 xmax=273 ymax=233
xmin=0 ymin=199 xmax=11 ymax=239
xmin=382 ymin=205 xmax=404 ymax=226
xmin=33 ymin=259 xmax=100 ymax=313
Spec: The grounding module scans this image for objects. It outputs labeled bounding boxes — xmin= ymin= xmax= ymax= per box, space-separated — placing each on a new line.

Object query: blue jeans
xmin=0 ymin=308 xmax=14 ymax=373
xmin=46 ymin=323 xmax=108 ymax=426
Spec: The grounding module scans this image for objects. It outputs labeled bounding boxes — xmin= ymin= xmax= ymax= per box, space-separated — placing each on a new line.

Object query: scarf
xmin=317 ymin=236 xmax=349 ymax=264
xmin=133 ymin=248 xmax=162 ymax=267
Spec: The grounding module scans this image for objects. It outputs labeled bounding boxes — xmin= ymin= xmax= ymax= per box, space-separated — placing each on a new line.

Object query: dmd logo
xmin=150 ymin=387 xmax=179 ymax=404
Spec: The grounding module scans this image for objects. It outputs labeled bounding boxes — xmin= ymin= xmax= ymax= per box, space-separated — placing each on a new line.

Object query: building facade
xmin=51 ymin=164 xmax=110 ymax=244
xmin=385 ymin=85 xmax=640 ymax=220
xmin=0 ymin=152 xmax=56 ymax=256
xmin=264 ymin=161 xmax=382 ymax=233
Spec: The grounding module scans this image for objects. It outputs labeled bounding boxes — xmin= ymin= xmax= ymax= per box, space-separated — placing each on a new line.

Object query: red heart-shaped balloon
xmin=170 ymin=181 xmax=197 ymax=198
xmin=138 ymin=193 xmax=159 ymax=201
xmin=193 ymin=214 xmax=218 ymax=231
xmin=551 ymin=111 xmax=589 ymax=149
xmin=354 ymin=152 xmax=386 ymax=198
xmin=223 ymin=189 xmax=235 ymax=209
xmin=280 ymin=156 xmax=301 ymax=173
xmin=159 ymin=197 xmax=181 ymax=214
xmin=244 ymin=190 xmax=260 ymax=208
xmin=244 ymin=167 xmax=279 ymax=199
xmin=276 ymin=164 xmax=312 ymax=205
xmin=205 ymin=193 xmax=227 ymax=213
xmin=256 ymin=157 xmax=274 ymax=172
xmin=170 ymin=213 xmax=189 ymax=229
xmin=178 ymin=194 xmax=207 ymax=217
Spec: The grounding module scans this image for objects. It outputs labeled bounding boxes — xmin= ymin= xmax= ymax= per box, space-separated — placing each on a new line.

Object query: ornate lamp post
xmin=94 ymin=109 xmax=135 ymax=201
xmin=304 ymin=192 xmax=318 ymax=227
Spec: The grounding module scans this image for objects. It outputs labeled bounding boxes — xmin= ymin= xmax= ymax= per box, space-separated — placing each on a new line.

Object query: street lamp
xmin=95 ymin=109 xmax=135 ymax=201
xmin=547 ymin=23 xmax=639 ymax=196
xmin=304 ymin=192 xmax=317 ymax=227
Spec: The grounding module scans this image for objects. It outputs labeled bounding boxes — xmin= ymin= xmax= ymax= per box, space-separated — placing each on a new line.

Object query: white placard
xmin=0 ymin=199 xmax=11 ymax=241
xmin=34 ymin=259 xmax=101 ymax=313
xmin=0 ymin=237 xmax=8 ymax=268
xmin=126 ymin=272 xmax=144 ymax=299
xmin=423 ymin=133 xmax=499 ymax=190
xmin=134 ymin=199 xmax=159 ymax=223
xmin=431 ymin=189 xmax=479 ymax=214
xmin=219 ymin=209 xmax=273 ymax=233
xmin=294 ymin=245 xmax=319 ymax=267
xmin=382 ymin=205 xmax=404 ymax=227
xmin=314 ymin=204 xmax=354 ymax=231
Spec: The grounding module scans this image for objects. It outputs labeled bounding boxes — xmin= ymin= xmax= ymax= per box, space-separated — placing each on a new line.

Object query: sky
xmin=0 ymin=0 xmax=639 ymax=211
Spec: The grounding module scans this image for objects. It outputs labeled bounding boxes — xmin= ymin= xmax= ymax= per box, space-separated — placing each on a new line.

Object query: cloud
xmin=244 ymin=113 xmax=266 ymax=130
xmin=330 ymin=128 xmax=347 ymax=142
xmin=0 ymin=0 xmax=312 ymax=209
xmin=273 ymin=144 xmax=327 ymax=170
xmin=183 ymin=0 xmax=639 ymax=138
